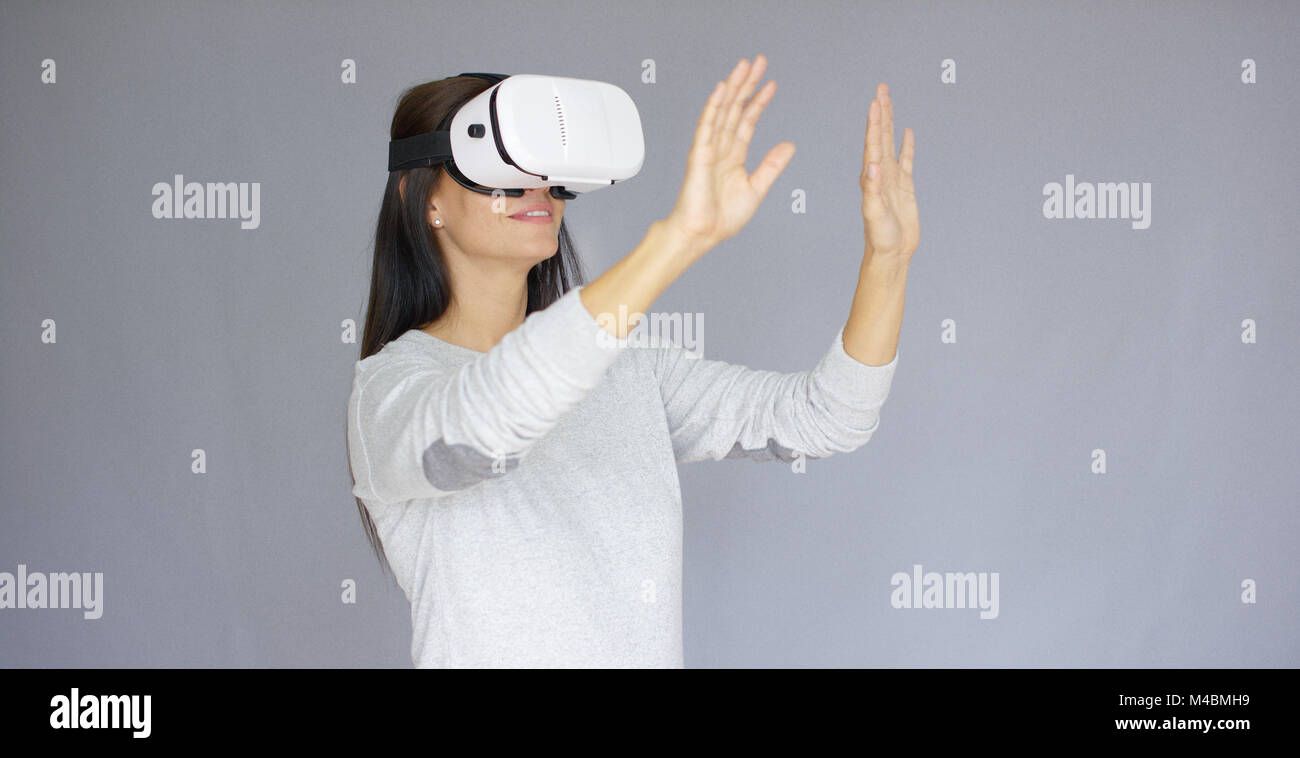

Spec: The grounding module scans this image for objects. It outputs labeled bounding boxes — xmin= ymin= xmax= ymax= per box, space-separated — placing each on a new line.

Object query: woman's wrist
xmin=654 ymin=216 xmax=712 ymax=266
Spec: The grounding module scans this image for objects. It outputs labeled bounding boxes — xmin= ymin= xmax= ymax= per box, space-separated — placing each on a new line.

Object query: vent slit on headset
xmin=554 ymin=96 xmax=566 ymax=146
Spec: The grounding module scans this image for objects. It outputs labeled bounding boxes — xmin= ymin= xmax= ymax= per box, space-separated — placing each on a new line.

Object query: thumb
xmin=748 ymin=141 xmax=796 ymax=199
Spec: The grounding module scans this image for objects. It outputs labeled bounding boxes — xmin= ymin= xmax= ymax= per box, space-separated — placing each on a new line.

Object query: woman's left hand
xmin=860 ymin=83 xmax=919 ymax=264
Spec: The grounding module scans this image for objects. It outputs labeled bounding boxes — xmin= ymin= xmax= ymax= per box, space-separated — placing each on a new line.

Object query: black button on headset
xmin=468 ymin=124 xmax=485 ymax=138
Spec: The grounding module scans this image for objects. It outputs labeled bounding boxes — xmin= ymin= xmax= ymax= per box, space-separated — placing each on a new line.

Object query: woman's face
xmin=427 ymin=171 xmax=565 ymax=267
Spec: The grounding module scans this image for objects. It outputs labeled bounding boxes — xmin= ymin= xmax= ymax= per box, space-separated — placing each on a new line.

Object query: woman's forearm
xmin=579 ymin=219 xmax=704 ymax=339
xmin=842 ymin=253 xmax=909 ymax=367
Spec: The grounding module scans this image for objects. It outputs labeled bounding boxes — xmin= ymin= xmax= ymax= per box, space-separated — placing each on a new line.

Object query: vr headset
xmin=387 ymin=72 xmax=645 ymax=199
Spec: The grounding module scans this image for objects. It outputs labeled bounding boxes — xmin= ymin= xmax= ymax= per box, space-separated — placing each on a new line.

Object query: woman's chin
xmin=517 ymin=239 xmax=560 ymax=259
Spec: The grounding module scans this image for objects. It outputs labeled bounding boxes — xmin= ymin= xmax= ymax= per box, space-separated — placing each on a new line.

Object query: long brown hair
xmin=348 ymin=74 xmax=587 ymax=576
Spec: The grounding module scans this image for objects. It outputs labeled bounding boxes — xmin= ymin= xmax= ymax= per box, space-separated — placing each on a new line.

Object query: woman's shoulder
xmin=352 ymin=328 xmax=677 ymax=387
xmin=354 ymin=329 xmax=469 ymax=378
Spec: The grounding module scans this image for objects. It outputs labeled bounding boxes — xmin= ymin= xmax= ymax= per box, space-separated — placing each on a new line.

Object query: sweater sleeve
xmin=649 ymin=327 xmax=899 ymax=464
xmin=348 ymin=285 xmax=625 ymax=504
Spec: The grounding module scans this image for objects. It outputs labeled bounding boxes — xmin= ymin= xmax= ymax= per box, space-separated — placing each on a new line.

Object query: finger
xmin=712 ymin=58 xmax=750 ymax=150
xmin=862 ymin=97 xmax=885 ymax=221
xmin=879 ymin=82 xmax=896 ymax=165
xmin=747 ymin=141 xmax=796 ymax=199
xmin=691 ymin=80 xmax=726 ymax=164
xmin=900 ymin=126 xmax=915 ymax=176
xmin=862 ymin=98 xmax=882 ymax=182
xmin=719 ymin=54 xmax=767 ymax=159
xmin=729 ymin=79 xmax=776 ymax=163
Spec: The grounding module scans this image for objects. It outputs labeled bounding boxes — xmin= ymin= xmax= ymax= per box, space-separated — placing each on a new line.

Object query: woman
xmin=347 ymin=54 xmax=919 ymax=667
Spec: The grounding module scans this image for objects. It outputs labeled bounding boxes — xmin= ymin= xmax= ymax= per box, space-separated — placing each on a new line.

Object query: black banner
xmin=0 ymin=667 xmax=1287 ymax=745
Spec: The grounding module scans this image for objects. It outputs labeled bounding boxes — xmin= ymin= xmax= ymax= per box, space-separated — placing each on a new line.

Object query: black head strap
xmin=387 ymin=73 xmax=508 ymax=172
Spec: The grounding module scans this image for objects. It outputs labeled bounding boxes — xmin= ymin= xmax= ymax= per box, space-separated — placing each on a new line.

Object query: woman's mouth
xmin=509 ymin=203 xmax=554 ymax=224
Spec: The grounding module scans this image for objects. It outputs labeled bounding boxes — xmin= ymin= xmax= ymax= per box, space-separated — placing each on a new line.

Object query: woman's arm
xmin=843 ymin=257 xmax=908 ymax=367
xmin=645 ymin=327 xmax=898 ymax=464
xmin=843 ymin=81 xmax=919 ymax=367
xmin=348 ymin=285 xmax=623 ymax=504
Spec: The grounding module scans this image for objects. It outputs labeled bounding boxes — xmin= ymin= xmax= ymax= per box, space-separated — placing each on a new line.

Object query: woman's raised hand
xmin=860 ymin=82 xmax=919 ymax=262
xmin=663 ymin=55 xmax=796 ymax=259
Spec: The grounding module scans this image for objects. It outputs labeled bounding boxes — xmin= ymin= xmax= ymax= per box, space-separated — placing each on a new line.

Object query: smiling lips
xmin=509 ymin=202 xmax=553 ymax=223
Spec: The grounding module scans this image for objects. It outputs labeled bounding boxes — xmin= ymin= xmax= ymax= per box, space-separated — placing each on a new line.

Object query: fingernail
xmin=868 ymin=163 xmax=877 ymax=179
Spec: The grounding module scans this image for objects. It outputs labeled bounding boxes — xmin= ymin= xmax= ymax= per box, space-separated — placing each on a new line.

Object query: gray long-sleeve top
xmin=347 ymin=284 xmax=899 ymax=667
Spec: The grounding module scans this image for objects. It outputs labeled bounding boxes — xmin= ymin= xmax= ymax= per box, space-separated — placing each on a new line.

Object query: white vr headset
xmin=388 ymin=72 xmax=645 ymax=199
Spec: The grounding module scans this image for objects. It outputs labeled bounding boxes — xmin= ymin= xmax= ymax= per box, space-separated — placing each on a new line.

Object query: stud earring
xmin=434 ymin=219 xmax=442 ymax=226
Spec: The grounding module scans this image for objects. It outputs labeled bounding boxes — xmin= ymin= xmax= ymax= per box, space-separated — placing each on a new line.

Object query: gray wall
xmin=2 ymin=0 xmax=1296 ymax=667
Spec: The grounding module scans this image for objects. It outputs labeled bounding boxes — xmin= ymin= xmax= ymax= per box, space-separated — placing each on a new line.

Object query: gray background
xmin=2 ymin=0 xmax=1297 ymax=667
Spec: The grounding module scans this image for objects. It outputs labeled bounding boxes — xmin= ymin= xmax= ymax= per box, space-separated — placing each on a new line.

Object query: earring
xmin=434 ymin=219 xmax=442 ymax=226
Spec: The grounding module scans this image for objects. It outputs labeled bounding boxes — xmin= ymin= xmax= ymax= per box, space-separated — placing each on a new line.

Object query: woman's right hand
xmin=663 ymin=54 xmax=796 ymax=260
